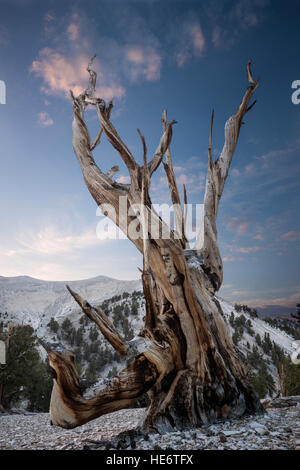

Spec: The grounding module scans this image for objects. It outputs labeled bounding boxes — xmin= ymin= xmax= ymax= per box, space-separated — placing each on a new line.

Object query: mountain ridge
xmin=0 ymin=274 xmax=298 ymax=397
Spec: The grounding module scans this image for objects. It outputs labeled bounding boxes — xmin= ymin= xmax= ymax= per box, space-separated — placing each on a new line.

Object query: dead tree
xmin=42 ymin=58 xmax=263 ymax=432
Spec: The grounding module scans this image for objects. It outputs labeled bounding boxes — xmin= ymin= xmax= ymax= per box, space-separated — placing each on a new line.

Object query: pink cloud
xmin=31 ymin=48 xmax=88 ymax=97
xmin=254 ymin=234 xmax=264 ymax=240
xmin=231 ymin=168 xmax=240 ymax=177
xmin=173 ymin=165 xmax=185 ymax=172
xmin=190 ymin=23 xmax=205 ymax=56
xmin=30 ymin=48 xmax=125 ymax=101
xmin=177 ymin=51 xmax=190 ymax=69
xmin=237 ymin=222 xmax=250 ymax=235
xmin=176 ymin=174 xmax=190 ymax=185
xmin=227 ymin=217 xmax=250 ymax=235
xmin=67 ymin=23 xmax=79 ymax=41
xmin=237 ymin=246 xmax=261 ymax=254
xmin=126 ymin=46 xmax=161 ymax=82
xmin=43 ymin=11 xmax=55 ymax=36
xmin=38 ymin=111 xmax=54 ymax=127
xmin=127 ymin=48 xmax=144 ymax=64
xmin=223 ymin=256 xmax=243 ymax=262
xmin=239 ymin=288 xmax=300 ymax=309
xmin=211 ymin=1 xmax=269 ymax=50
xmin=44 ymin=12 xmax=55 ymax=22
xmin=176 ymin=21 xmax=205 ymax=68
xmin=116 ymin=175 xmax=130 ymax=184
xmin=279 ymin=231 xmax=300 ymax=242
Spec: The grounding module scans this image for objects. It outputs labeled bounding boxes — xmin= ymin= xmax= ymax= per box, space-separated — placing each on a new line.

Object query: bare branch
xmin=148 ymin=119 xmax=177 ymax=176
xmin=66 ymin=285 xmax=127 ymax=358
xmin=96 ymin=103 xmax=138 ymax=175
xmin=247 ymin=60 xmax=258 ymax=87
xmin=90 ymin=101 xmax=114 ymax=151
xmin=195 ymin=62 xmax=259 ymax=292
xmin=161 ymin=110 xmax=187 ymax=245
xmin=208 ymin=110 xmax=214 ymax=168
xmin=137 ymin=128 xmax=147 ymax=167
xmin=246 ymin=100 xmax=257 ymax=114
xmin=183 ymin=183 xmax=189 ymax=246
xmin=43 ymin=340 xmax=159 ymax=428
xmin=106 ymin=165 xmax=119 ymax=179
xmin=139 ymin=128 xmax=150 ymax=272
xmin=76 ymin=54 xmax=103 ymax=114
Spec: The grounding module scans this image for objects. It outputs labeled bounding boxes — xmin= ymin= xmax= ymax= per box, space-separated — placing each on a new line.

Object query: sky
xmin=0 ymin=0 xmax=299 ymax=310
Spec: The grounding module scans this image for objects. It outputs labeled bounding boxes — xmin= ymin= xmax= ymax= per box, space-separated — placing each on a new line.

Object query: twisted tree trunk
xmin=42 ymin=59 xmax=263 ymax=432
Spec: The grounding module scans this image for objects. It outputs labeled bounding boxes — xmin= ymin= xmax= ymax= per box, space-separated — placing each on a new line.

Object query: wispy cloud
xmin=31 ymin=8 xmax=166 ymax=103
xmin=224 ymin=243 xmax=262 ymax=254
xmin=279 ymin=231 xmax=300 ymax=242
xmin=44 ymin=11 xmax=55 ymax=22
xmin=126 ymin=45 xmax=161 ymax=82
xmin=236 ymin=246 xmax=261 ymax=254
xmin=226 ymin=216 xmax=251 ymax=235
xmin=0 ymin=222 xmax=140 ymax=281
xmin=231 ymin=168 xmax=240 ymax=177
xmin=66 ymin=23 xmax=79 ymax=41
xmin=43 ymin=11 xmax=55 ymax=36
xmin=223 ymin=256 xmax=243 ymax=262
xmin=16 ymin=226 xmax=104 ymax=255
xmin=0 ymin=25 xmax=10 ymax=46
xmin=176 ymin=19 xmax=205 ymax=68
xmin=30 ymin=48 xmax=125 ymax=100
xmin=176 ymin=173 xmax=194 ymax=185
xmin=116 ymin=175 xmax=130 ymax=184
xmin=38 ymin=111 xmax=54 ymax=127
xmin=210 ymin=0 xmax=270 ymax=49
xmin=231 ymin=286 xmax=300 ymax=309
xmin=31 ymin=48 xmax=88 ymax=98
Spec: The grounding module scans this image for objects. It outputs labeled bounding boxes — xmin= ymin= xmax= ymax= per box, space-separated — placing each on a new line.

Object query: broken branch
xmin=66 ymin=285 xmax=127 ymax=358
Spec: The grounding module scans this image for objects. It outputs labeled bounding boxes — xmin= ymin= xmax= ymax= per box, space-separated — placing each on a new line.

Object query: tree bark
xmin=42 ymin=60 xmax=264 ymax=432
xmin=261 ymin=395 xmax=300 ymax=409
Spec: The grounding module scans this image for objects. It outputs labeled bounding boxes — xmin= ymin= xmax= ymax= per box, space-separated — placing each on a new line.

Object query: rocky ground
xmin=0 ymin=406 xmax=299 ymax=450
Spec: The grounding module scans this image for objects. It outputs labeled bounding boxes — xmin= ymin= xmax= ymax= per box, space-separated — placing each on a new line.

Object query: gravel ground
xmin=0 ymin=406 xmax=299 ymax=450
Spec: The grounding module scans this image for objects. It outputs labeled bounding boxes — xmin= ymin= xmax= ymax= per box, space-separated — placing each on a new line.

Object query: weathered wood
xmin=66 ymin=285 xmax=127 ymax=358
xmin=161 ymin=109 xmax=187 ymax=246
xmin=195 ymin=61 xmax=259 ymax=292
xmin=41 ymin=340 xmax=159 ymax=428
xmin=261 ymin=395 xmax=300 ymax=409
xmin=44 ymin=59 xmax=264 ymax=431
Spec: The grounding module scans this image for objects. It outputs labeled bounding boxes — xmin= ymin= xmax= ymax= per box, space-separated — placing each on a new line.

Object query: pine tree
xmin=291 ymin=303 xmax=300 ymax=322
xmin=89 ymin=326 xmax=99 ymax=342
xmin=255 ymin=333 xmax=262 ymax=347
xmin=48 ymin=317 xmax=59 ymax=333
xmin=0 ymin=324 xmax=52 ymax=411
xmin=131 ymin=300 xmax=139 ymax=316
xmin=277 ymin=356 xmax=300 ymax=396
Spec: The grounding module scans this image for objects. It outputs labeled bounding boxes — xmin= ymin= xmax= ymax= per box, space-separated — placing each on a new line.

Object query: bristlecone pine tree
xmin=42 ymin=57 xmax=264 ymax=432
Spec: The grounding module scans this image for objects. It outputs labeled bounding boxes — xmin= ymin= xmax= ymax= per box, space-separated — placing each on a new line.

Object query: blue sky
xmin=0 ymin=0 xmax=299 ymax=310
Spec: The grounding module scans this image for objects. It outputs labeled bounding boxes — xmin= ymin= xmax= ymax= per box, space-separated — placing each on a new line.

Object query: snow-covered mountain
xmin=0 ymin=275 xmax=297 ymax=388
xmin=220 ymin=297 xmax=295 ymax=357
xmin=0 ymin=274 xmax=141 ymax=333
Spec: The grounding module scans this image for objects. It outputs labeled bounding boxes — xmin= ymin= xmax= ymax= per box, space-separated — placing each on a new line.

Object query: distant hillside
xmin=0 ymin=274 xmax=141 ymax=331
xmin=0 ymin=274 xmax=298 ymax=399
xmin=256 ymin=305 xmax=297 ymax=318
